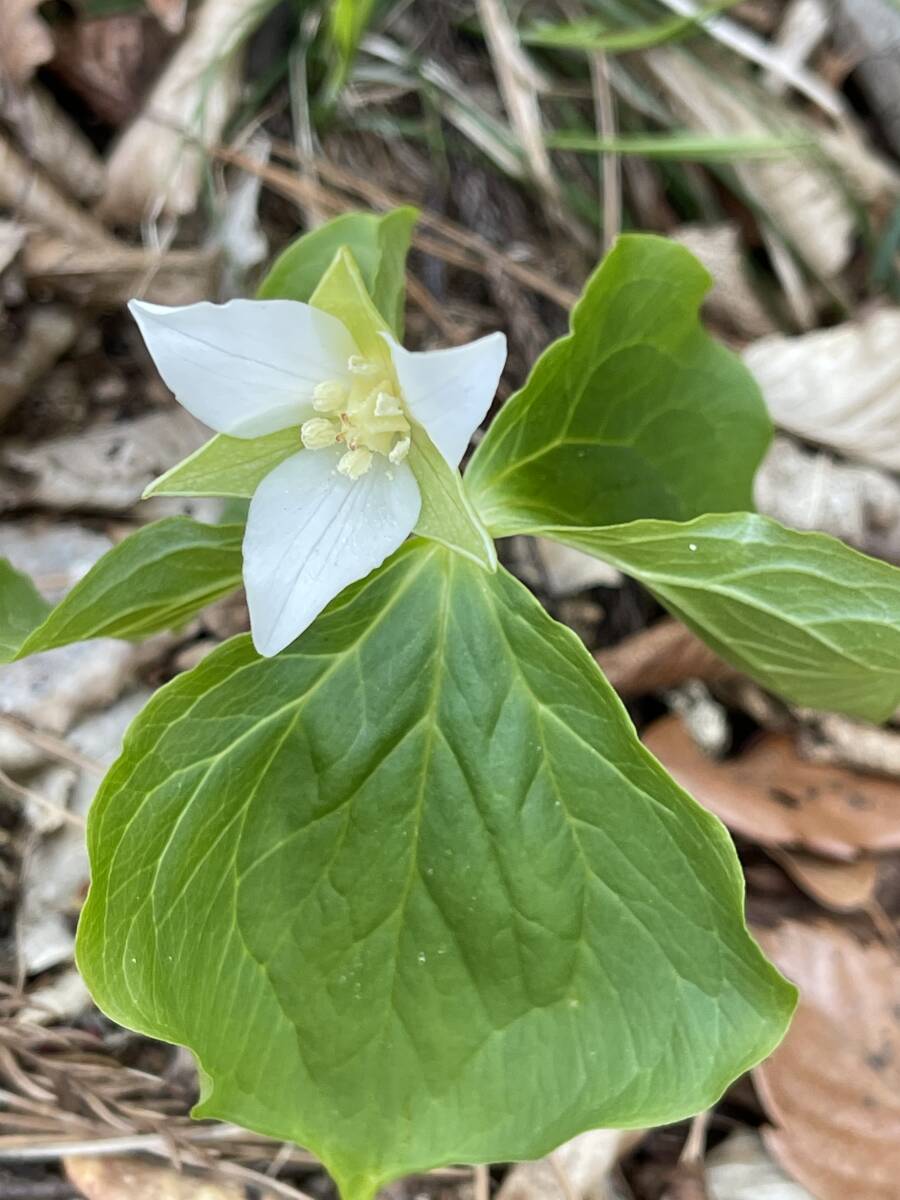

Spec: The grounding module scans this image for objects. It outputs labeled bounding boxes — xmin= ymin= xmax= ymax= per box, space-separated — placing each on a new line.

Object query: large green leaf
xmin=12 ymin=519 xmax=243 ymax=658
xmin=258 ymin=207 xmax=417 ymax=337
xmin=0 ymin=560 xmax=52 ymax=663
xmin=78 ymin=539 xmax=793 ymax=1200
xmin=535 ymin=514 xmax=900 ymax=723
xmin=465 ymin=235 xmax=772 ymax=533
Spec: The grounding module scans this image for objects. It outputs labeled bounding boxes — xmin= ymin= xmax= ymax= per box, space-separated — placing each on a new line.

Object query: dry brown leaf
xmin=24 ymin=234 xmax=218 ymax=307
xmin=66 ymin=1156 xmax=245 ymax=1200
xmin=743 ymin=310 xmax=900 ymax=472
xmin=497 ymin=1128 xmax=644 ymax=1200
xmin=643 ymin=715 xmax=900 ymax=859
xmin=50 ymin=13 xmax=166 ymax=128
xmin=0 ymin=0 xmax=54 ymax=86
xmin=596 ymin=620 xmax=734 ymax=698
xmin=771 ymin=847 xmax=879 ymax=912
xmin=754 ymin=918 xmax=900 ymax=1200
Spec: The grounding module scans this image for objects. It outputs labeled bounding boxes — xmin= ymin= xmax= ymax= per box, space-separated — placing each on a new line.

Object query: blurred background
xmin=0 ymin=1 xmax=899 ymax=1197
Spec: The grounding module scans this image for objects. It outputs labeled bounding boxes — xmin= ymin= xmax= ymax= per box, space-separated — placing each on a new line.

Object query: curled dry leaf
xmin=770 ymin=847 xmax=879 ymax=913
xmin=17 ymin=689 xmax=153 ymax=973
xmin=497 ymin=1129 xmax=644 ymax=1200
xmin=754 ymin=918 xmax=900 ymax=1200
xmin=743 ymin=310 xmax=900 ymax=473
xmin=66 ymin=1156 xmax=245 ymax=1200
xmin=595 ymin=619 xmax=733 ymax=698
xmin=643 ymin=715 xmax=900 ymax=859
xmin=0 ymin=0 xmax=54 ymax=86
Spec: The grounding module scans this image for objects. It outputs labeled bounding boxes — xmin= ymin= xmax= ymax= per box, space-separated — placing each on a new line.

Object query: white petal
xmin=129 ymin=299 xmax=357 ymax=438
xmin=385 ymin=330 xmax=507 ymax=466
xmin=243 ymin=449 xmax=421 ymax=656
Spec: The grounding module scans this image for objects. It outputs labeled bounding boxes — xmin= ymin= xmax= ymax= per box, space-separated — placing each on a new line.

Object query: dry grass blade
xmin=476 ymin=0 xmax=562 ymax=214
xmin=0 ymin=133 xmax=115 ymax=249
xmin=220 ymin=143 xmax=578 ymax=308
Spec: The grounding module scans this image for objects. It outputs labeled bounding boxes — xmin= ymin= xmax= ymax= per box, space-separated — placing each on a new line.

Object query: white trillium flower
xmin=129 ymin=298 xmax=507 ymax=657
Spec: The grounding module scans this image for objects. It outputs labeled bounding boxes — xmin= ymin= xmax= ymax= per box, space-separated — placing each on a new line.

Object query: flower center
xmin=300 ymin=355 xmax=411 ymax=479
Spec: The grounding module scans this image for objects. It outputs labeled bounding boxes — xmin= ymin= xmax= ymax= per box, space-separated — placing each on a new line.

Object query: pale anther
xmin=374 ymin=391 xmax=403 ymax=417
xmin=347 ymin=355 xmax=378 ymax=375
xmin=300 ymin=417 xmax=339 ymax=450
xmin=312 ymin=380 xmax=347 ymax=412
xmin=388 ymin=436 xmax=411 ymax=464
xmin=337 ymin=447 xmax=373 ymax=479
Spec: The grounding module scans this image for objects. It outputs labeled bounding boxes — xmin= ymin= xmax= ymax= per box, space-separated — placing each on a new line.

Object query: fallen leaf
xmin=771 ymin=848 xmax=879 ymax=913
xmin=595 ymin=619 xmax=733 ymax=698
xmin=755 ymin=436 xmax=900 ymax=564
xmin=497 ymin=1129 xmax=644 ymax=1200
xmin=743 ymin=310 xmax=900 ymax=473
xmin=704 ymin=1129 xmax=814 ymax=1199
xmin=0 ymin=0 xmax=54 ymax=85
xmin=643 ymin=715 xmax=900 ymax=859
xmin=754 ymin=918 xmax=900 ymax=1200
xmin=0 ymin=410 xmax=207 ymax=512
xmin=0 ymin=519 xmax=113 ymax=603
xmin=66 ymin=1156 xmax=245 ymax=1200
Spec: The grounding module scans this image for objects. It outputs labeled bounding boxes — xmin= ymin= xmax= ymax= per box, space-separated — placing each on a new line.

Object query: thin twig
xmin=0 ymin=716 xmax=105 ymax=776
xmin=590 ymin=51 xmax=621 ymax=253
xmin=474 ymin=1162 xmax=490 ymax=1200
xmin=0 ymin=767 xmax=84 ymax=828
